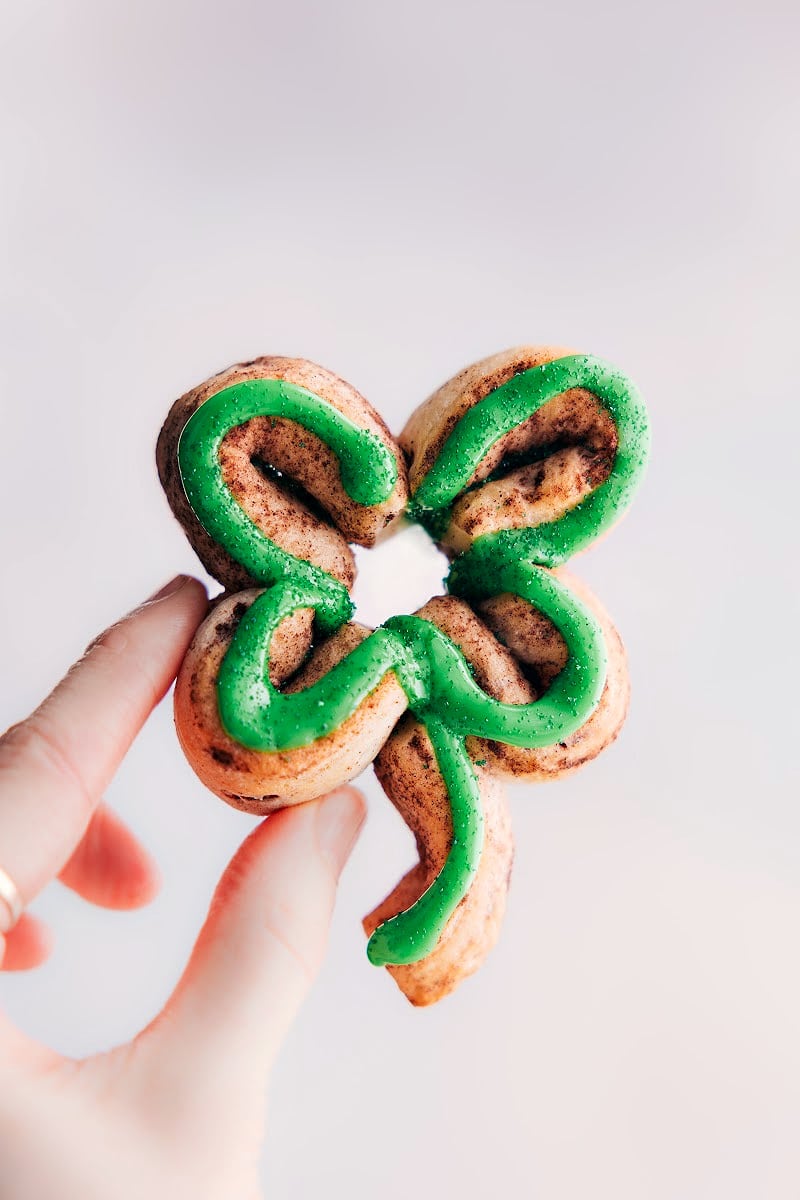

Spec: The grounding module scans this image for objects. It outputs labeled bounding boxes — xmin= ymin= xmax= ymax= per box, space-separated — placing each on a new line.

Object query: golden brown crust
xmin=474 ymin=569 xmax=630 ymax=779
xmin=367 ymin=719 xmax=512 ymax=1006
xmin=173 ymin=591 xmax=408 ymax=812
xmin=401 ymin=345 xmax=617 ymax=557
xmin=409 ymin=584 xmax=627 ymax=780
xmin=157 ymin=356 xmax=409 ymax=592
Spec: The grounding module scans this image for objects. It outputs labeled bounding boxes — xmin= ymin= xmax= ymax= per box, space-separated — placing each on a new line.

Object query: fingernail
xmin=146 ymin=574 xmax=191 ymax=604
xmin=316 ymin=789 xmax=367 ymax=878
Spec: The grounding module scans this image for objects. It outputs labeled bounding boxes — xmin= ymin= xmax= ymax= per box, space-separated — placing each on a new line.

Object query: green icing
xmin=174 ymin=355 xmax=648 ymax=969
xmin=365 ymin=719 xmax=483 ymax=966
xmin=217 ymin=582 xmax=426 ymax=751
xmin=216 ymin=568 xmax=605 ymax=966
xmin=410 ymin=354 xmax=651 ymax=567
xmin=177 ymin=378 xmax=398 ymax=633
xmin=218 ymin=567 xmax=605 ymax=755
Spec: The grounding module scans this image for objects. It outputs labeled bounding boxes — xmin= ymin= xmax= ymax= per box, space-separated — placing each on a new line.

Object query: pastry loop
xmin=178 ymin=378 xmax=399 ymax=631
xmin=217 ymin=581 xmax=426 ymax=752
xmin=411 ymin=354 xmax=650 ymax=566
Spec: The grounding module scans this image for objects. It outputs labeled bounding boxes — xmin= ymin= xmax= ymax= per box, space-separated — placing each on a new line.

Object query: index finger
xmin=0 ymin=576 xmax=207 ymax=928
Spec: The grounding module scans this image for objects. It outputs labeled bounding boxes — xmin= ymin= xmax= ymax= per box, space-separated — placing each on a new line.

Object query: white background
xmin=1 ymin=1 xmax=799 ymax=1196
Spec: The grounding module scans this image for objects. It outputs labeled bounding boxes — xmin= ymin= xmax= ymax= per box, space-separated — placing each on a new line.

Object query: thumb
xmin=139 ymin=788 xmax=365 ymax=1106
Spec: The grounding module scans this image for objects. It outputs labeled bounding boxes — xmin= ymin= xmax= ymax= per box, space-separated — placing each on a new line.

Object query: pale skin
xmin=0 ymin=575 xmax=366 ymax=1200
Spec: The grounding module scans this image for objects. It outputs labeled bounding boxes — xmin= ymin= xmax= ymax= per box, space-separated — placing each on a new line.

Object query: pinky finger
xmin=0 ymin=914 xmax=53 ymax=972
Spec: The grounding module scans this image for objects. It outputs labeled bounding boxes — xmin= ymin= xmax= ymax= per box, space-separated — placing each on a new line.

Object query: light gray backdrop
xmin=1 ymin=1 xmax=798 ymax=1197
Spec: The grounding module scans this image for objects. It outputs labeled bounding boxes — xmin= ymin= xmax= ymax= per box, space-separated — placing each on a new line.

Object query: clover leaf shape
xmin=176 ymin=355 xmax=650 ymax=968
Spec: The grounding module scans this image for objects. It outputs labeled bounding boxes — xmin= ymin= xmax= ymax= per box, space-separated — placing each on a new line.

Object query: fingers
xmin=0 ymin=804 xmax=158 ymax=976
xmin=0 ymin=914 xmax=52 ymax=972
xmin=58 ymin=803 xmax=161 ymax=910
xmin=140 ymin=788 xmax=366 ymax=1104
xmin=0 ymin=576 xmax=207 ymax=926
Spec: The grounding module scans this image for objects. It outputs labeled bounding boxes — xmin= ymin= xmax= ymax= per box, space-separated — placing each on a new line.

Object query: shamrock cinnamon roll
xmin=157 ymin=348 xmax=649 ymax=1007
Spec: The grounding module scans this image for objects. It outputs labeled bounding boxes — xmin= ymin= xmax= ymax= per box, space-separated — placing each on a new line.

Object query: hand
xmin=0 ymin=576 xmax=366 ymax=1200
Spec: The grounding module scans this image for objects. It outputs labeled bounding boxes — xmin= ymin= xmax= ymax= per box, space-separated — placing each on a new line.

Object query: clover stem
xmin=366 ymin=717 xmax=484 ymax=967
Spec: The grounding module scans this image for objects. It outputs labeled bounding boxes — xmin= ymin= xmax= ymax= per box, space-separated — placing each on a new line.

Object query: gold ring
xmin=0 ymin=866 xmax=23 ymax=933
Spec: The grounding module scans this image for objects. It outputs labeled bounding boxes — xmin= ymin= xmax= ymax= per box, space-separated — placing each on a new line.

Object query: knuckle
xmin=86 ymin=621 xmax=130 ymax=659
xmin=87 ymin=624 xmax=164 ymax=717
